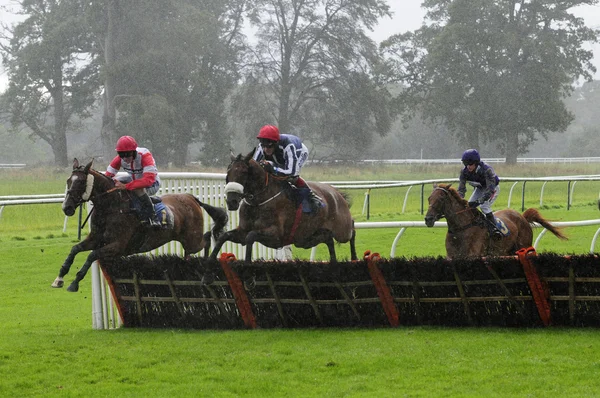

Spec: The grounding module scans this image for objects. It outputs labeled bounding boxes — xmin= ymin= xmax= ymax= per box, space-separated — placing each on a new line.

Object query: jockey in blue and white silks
xmin=457 ymin=149 xmax=502 ymax=238
xmin=252 ymin=125 xmax=322 ymax=213
xmin=253 ymin=133 xmax=309 ymax=176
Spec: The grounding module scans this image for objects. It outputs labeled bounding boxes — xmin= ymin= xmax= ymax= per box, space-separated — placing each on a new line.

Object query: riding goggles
xmin=260 ymin=139 xmax=277 ymax=148
xmin=118 ymin=151 xmax=135 ymax=159
xmin=463 ymin=160 xmax=476 ymax=166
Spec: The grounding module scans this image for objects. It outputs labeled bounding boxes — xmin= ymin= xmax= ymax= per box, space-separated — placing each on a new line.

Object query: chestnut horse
xmin=209 ymin=152 xmax=357 ymax=262
xmin=52 ymin=158 xmax=228 ymax=292
xmin=424 ymin=183 xmax=567 ymax=259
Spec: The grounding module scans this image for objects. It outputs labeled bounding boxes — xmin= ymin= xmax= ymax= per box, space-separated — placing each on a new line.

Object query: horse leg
xmin=325 ymin=235 xmax=337 ymax=263
xmin=52 ymin=238 xmax=96 ymax=288
xmin=244 ymin=231 xmax=261 ymax=262
xmin=297 ymin=229 xmax=339 ymax=262
xmin=202 ymin=231 xmax=212 ymax=258
xmin=66 ymin=250 xmax=99 ymax=292
xmin=208 ymin=229 xmax=248 ymax=260
xmin=65 ymin=239 xmax=128 ymax=292
xmin=349 ymin=229 xmax=357 ymax=261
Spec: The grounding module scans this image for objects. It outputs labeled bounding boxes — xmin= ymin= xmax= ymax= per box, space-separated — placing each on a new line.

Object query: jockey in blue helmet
xmin=457 ymin=149 xmax=503 ymax=239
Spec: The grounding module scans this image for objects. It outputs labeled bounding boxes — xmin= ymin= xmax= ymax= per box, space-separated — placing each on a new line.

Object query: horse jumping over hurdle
xmin=209 ymin=152 xmax=357 ymax=262
xmin=52 ymin=158 xmax=228 ymax=292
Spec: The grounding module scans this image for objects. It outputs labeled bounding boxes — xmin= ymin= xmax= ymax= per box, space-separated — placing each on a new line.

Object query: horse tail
xmin=195 ymin=198 xmax=229 ymax=240
xmin=522 ymin=208 xmax=568 ymax=241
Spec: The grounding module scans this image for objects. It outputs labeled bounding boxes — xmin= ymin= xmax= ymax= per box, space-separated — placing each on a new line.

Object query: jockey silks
xmin=253 ymin=134 xmax=309 ymax=177
xmin=105 ymin=146 xmax=161 ymax=193
xmin=457 ymin=161 xmax=499 ymax=199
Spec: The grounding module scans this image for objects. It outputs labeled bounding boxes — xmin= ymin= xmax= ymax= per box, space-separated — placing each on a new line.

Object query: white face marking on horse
xmin=71 ymin=175 xmax=79 ymax=182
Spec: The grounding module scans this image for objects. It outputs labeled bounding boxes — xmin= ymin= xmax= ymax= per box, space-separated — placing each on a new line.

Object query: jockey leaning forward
xmin=253 ymin=124 xmax=324 ymax=214
xmin=457 ymin=149 xmax=503 ymax=239
xmin=104 ymin=135 xmax=163 ymax=228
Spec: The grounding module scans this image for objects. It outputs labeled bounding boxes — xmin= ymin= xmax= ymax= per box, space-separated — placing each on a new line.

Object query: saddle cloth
xmin=153 ymin=201 xmax=174 ymax=229
xmin=495 ymin=218 xmax=510 ymax=237
xmin=131 ymin=196 xmax=174 ymax=229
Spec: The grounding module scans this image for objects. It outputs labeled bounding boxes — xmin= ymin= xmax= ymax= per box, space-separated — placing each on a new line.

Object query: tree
xmin=0 ymin=0 xmax=100 ymax=167
xmin=96 ymin=0 xmax=246 ymax=167
xmin=236 ymin=0 xmax=393 ymax=157
xmin=382 ymin=0 xmax=599 ymax=163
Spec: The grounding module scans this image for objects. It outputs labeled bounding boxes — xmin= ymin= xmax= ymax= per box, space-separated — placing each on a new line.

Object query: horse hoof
xmin=66 ymin=283 xmax=79 ymax=292
xmin=51 ymin=278 xmax=64 ymax=288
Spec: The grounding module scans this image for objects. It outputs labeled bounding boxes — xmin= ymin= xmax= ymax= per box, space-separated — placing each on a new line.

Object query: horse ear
xmin=447 ymin=183 xmax=452 ymax=189
xmin=72 ymin=158 xmax=79 ymax=170
xmin=83 ymin=160 xmax=93 ymax=174
xmin=433 ymin=183 xmax=438 ymax=188
xmin=230 ymin=150 xmax=236 ymax=161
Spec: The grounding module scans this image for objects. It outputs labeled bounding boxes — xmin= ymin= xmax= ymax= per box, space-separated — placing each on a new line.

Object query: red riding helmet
xmin=115 ymin=136 xmax=138 ymax=152
xmin=257 ymin=125 xmax=280 ymax=142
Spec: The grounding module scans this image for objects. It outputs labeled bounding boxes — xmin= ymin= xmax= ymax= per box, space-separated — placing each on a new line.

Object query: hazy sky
xmin=1 ymin=1 xmax=599 ymax=91
xmin=369 ymin=2 xmax=600 ymax=76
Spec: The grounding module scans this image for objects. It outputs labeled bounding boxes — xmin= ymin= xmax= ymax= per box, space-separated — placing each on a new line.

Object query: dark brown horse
xmin=209 ymin=152 xmax=357 ymax=262
xmin=52 ymin=158 xmax=228 ymax=292
xmin=424 ymin=183 xmax=567 ymax=259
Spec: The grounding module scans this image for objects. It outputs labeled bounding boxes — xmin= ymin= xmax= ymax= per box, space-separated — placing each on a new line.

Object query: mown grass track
xmin=1 ymin=164 xmax=600 ymax=396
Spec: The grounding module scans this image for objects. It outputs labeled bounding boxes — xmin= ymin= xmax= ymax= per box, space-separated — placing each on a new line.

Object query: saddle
xmin=129 ymin=194 xmax=174 ymax=229
xmin=475 ymin=210 xmax=509 ymax=239
xmin=281 ymin=180 xmax=320 ymax=214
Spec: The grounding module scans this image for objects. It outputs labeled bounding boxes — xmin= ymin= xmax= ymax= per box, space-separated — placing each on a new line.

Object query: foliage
xmin=233 ymin=0 xmax=394 ymax=158
xmin=382 ymin=0 xmax=599 ymax=163
xmin=105 ymin=0 xmax=246 ymax=167
xmin=0 ymin=0 xmax=101 ymax=167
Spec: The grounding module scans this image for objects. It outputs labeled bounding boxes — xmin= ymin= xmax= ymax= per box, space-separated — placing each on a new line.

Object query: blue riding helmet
xmin=461 ymin=149 xmax=480 ymax=164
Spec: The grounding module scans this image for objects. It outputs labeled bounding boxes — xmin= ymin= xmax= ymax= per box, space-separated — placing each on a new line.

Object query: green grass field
xmin=2 ymin=164 xmax=600 ymax=396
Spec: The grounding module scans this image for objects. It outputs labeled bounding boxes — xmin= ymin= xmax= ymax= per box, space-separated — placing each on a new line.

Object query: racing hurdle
xmin=95 ymin=248 xmax=600 ymax=329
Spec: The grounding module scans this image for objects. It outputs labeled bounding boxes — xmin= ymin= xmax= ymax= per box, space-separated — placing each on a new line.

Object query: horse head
xmin=424 ymin=183 xmax=453 ymax=227
xmin=62 ymin=158 xmax=95 ymax=216
xmin=62 ymin=158 xmax=115 ymax=216
xmin=224 ymin=152 xmax=267 ymax=211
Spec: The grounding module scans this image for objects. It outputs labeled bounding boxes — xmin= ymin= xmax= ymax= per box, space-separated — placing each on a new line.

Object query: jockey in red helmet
xmin=253 ymin=125 xmax=323 ymax=214
xmin=105 ymin=136 xmax=163 ymax=227
xmin=458 ymin=149 xmax=502 ymax=239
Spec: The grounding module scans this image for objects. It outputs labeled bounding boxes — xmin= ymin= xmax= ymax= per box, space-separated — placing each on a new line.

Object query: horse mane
xmin=437 ymin=183 xmax=468 ymax=206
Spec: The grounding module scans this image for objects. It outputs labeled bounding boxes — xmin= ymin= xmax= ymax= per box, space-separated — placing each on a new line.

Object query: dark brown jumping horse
xmin=52 ymin=158 xmax=228 ymax=292
xmin=425 ymin=183 xmax=567 ymax=259
xmin=209 ymin=152 xmax=357 ymax=262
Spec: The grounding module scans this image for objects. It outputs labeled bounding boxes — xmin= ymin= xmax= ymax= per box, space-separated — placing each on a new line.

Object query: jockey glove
xmin=260 ymin=161 xmax=275 ymax=174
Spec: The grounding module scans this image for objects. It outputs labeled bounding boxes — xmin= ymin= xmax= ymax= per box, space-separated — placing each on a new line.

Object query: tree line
xmin=0 ymin=0 xmax=598 ymax=167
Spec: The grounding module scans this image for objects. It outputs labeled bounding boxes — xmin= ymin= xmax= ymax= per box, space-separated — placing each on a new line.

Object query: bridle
xmin=429 ymin=187 xmax=479 ymax=234
xmin=224 ymin=159 xmax=285 ymax=207
xmin=65 ymin=168 xmax=122 ymax=209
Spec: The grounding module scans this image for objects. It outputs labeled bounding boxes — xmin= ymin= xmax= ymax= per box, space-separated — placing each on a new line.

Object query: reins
xmin=240 ymin=159 xmax=286 ymax=207
xmin=431 ymin=187 xmax=482 ymax=234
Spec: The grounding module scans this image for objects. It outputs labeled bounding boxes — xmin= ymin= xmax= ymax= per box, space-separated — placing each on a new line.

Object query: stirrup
xmin=491 ymin=229 xmax=503 ymax=240
xmin=142 ymin=218 xmax=162 ymax=228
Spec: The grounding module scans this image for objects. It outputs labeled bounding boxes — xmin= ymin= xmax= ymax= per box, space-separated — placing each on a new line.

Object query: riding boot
xmin=307 ymin=188 xmax=324 ymax=212
xmin=295 ymin=177 xmax=324 ymax=214
xmin=139 ymin=193 xmax=161 ymax=228
xmin=485 ymin=212 xmax=503 ymax=240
